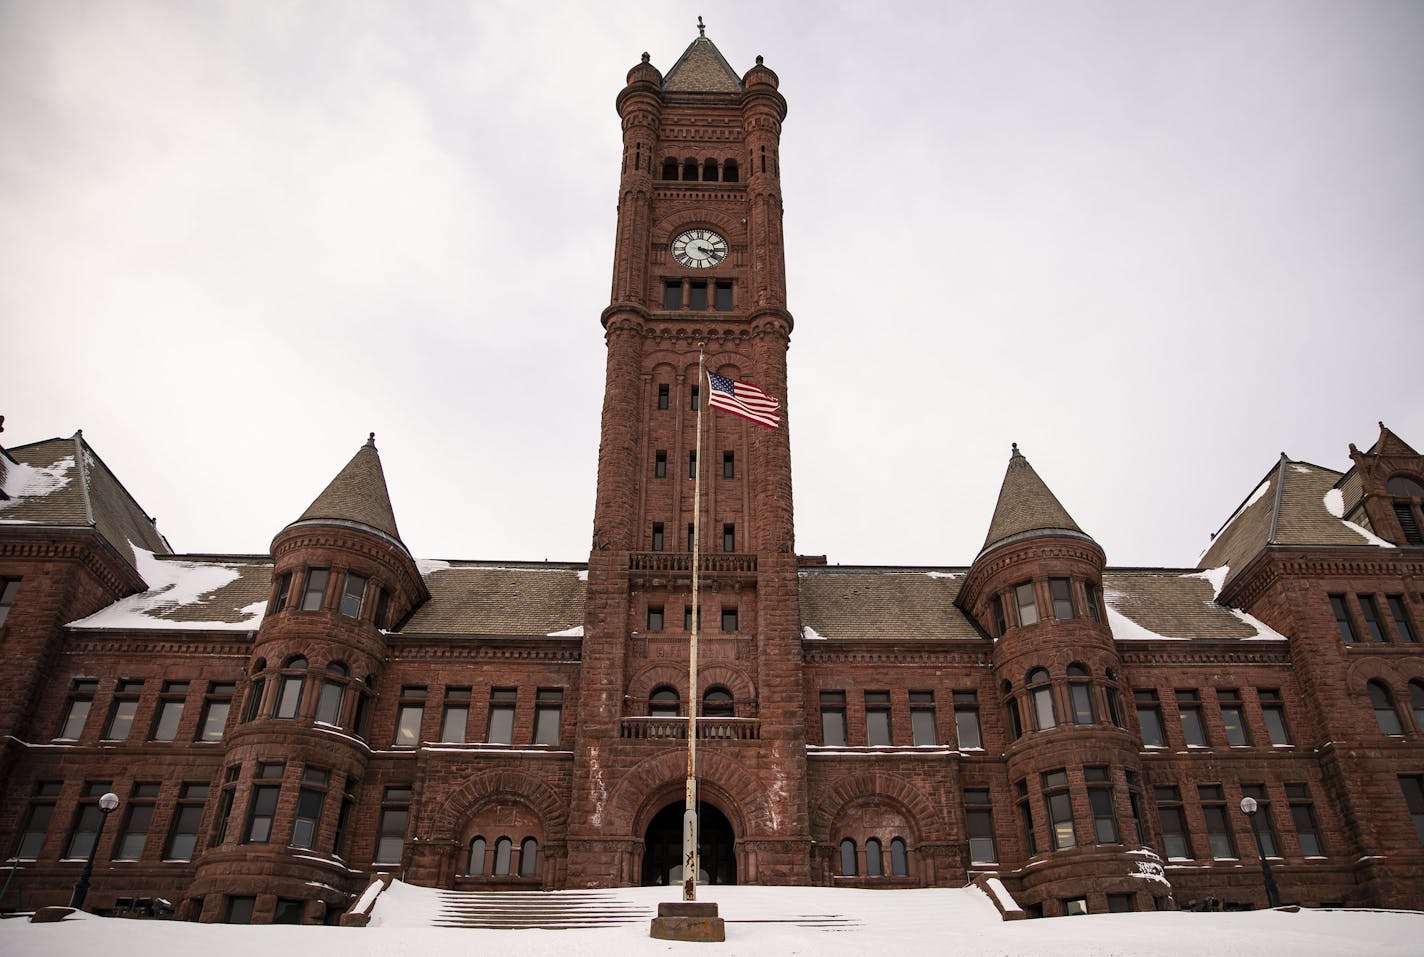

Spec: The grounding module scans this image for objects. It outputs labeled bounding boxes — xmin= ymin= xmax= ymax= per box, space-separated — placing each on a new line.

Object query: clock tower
xmin=566 ymin=26 xmax=809 ymax=886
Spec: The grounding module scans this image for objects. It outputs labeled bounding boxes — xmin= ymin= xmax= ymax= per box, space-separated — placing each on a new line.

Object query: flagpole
xmin=683 ymin=346 xmax=706 ymax=902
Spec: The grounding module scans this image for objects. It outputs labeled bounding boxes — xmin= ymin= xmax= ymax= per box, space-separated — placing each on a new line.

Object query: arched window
xmin=889 ymin=837 xmax=908 ymax=876
xmin=519 ymin=837 xmax=538 ymax=877
xmin=1002 ymin=679 xmax=1023 ymax=741
xmin=1368 ymin=680 xmax=1403 ymax=735
xmin=703 ymin=688 xmax=733 ymax=717
xmin=702 ymin=158 xmax=718 ymax=182
xmin=468 ymin=836 xmax=486 ymax=875
xmin=315 ymin=662 xmax=348 ymax=726
xmin=650 ymin=686 xmax=680 ymax=717
xmin=865 ymin=837 xmax=883 ymax=877
xmin=274 ymin=656 xmax=307 ymax=719
xmin=839 ymin=838 xmax=857 ymax=876
xmin=1411 ymin=680 xmax=1424 ymax=732
xmin=722 ymin=159 xmax=739 ymax=183
xmin=243 ymin=660 xmax=267 ymax=723
xmin=1067 ymin=663 xmax=1095 ymax=725
xmin=1387 ymin=476 xmax=1424 ymax=495
xmin=662 ymin=158 xmax=678 ymax=180
xmin=1027 ymin=668 xmax=1056 ymax=731
xmin=682 ymin=158 xmax=698 ymax=181
xmin=1103 ymin=669 xmax=1126 ymax=728
xmin=494 ymin=836 xmax=513 ymax=876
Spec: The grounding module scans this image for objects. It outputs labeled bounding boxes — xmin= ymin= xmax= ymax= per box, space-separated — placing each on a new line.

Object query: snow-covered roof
xmin=67 ymin=546 xmax=271 ymax=631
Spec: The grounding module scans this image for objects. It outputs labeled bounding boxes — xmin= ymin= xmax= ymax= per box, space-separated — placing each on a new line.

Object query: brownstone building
xmin=2 ymin=30 xmax=1422 ymax=924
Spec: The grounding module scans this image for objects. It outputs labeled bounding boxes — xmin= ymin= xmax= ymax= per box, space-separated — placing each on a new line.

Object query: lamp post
xmin=1239 ymin=796 xmax=1281 ymax=908
xmin=69 ymin=791 xmax=119 ymax=911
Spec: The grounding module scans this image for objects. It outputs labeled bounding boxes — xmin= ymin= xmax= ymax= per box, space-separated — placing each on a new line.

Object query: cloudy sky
xmin=5 ymin=1 xmax=1422 ymax=569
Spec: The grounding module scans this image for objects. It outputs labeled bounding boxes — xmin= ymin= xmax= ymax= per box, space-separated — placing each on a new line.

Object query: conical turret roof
xmin=293 ymin=434 xmax=403 ymax=543
xmin=979 ymin=445 xmax=1092 ymax=555
xmin=663 ymin=22 xmax=742 ymax=93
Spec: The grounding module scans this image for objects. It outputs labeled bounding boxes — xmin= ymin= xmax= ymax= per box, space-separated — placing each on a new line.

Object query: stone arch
xmin=698 ymin=664 xmax=755 ymax=709
xmin=627 ymin=663 xmax=689 ymax=706
xmin=427 ymin=768 xmax=569 ymax=845
xmin=600 ymin=748 xmax=775 ymax=836
xmin=808 ymin=770 xmax=946 ymax=844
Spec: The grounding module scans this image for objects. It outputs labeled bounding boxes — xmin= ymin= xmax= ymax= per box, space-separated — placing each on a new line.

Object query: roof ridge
xmin=1265 ymin=453 xmax=1290 ymax=545
xmin=72 ymin=430 xmax=96 ymax=527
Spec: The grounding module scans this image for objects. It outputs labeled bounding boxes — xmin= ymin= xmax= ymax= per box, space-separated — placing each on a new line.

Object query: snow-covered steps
xmin=433 ymin=890 xmax=652 ymax=929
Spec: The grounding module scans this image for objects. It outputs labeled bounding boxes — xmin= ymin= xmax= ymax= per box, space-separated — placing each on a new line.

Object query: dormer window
xmin=1387 ymin=475 xmax=1424 ymax=545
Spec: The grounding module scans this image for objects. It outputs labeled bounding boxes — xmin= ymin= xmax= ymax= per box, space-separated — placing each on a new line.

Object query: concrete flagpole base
xmin=649 ymin=901 xmax=726 ymax=942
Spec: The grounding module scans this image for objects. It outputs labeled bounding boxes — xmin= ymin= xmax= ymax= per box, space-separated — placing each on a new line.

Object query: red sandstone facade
xmin=2 ymin=30 xmax=1423 ymax=924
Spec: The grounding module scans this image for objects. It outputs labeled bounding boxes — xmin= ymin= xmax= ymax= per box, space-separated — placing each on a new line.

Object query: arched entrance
xmin=641 ymin=801 xmax=736 ymax=886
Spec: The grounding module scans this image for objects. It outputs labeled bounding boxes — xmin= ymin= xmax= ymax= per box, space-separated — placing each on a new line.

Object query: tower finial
xmin=697 ymin=16 xmax=706 ymax=38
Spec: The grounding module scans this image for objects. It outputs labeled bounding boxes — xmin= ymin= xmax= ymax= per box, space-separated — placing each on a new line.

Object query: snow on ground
xmin=65 ymin=545 xmax=263 ymax=631
xmin=3 ymin=884 xmax=1420 ymax=957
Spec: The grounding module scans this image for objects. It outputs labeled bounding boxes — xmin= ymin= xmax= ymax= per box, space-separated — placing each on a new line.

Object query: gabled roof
xmin=978 ymin=445 xmax=1091 ymax=556
xmin=0 ymin=432 xmax=170 ymax=574
xmin=291 ymin=434 xmax=403 ymax=544
xmin=1197 ymin=454 xmax=1388 ymax=588
xmin=663 ymin=32 xmax=742 ymax=93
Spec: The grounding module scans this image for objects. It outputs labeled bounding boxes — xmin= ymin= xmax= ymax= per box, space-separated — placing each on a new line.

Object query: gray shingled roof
xmin=66 ymin=554 xmax=272 ymax=630
xmin=396 ymin=562 xmax=587 ymax=637
xmin=798 ymin=568 xmax=982 ymax=640
xmin=979 ymin=446 xmax=1089 ymax=554
xmin=663 ymin=35 xmax=742 ymax=92
xmin=1 ymin=433 xmax=170 ymax=571
xmin=1102 ymin=569 xmax=1264 ymax=640
xmin=293 ymin=435 xmax=403 ymax=542
xmin=1197 ymin=455 xmax=1383 ymax=588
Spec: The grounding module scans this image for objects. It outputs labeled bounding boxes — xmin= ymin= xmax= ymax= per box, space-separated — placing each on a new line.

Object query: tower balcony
xmin=620 ymin=716 xmax=761 ymax=741
xmin=628 ymin=551 xmax=757 ymax=577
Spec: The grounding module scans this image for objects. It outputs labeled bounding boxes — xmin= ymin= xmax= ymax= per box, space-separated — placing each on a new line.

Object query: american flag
xmin=707 ymin=371 xmax=781 ymax=428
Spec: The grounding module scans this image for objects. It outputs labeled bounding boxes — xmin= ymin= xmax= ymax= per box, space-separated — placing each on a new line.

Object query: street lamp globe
xmin=99 ymin=792 xmax=120 ymax=813
xmin=1239 ymin=796 xmax=1258 ymax=816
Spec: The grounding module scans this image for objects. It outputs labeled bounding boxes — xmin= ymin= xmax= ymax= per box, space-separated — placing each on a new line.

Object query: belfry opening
xmin=642 ymin=801 xmax=736 ymax=887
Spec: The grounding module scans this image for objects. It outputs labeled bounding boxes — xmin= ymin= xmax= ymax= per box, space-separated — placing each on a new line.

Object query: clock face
xmin=670 ymin=229 xmax=728 ymax=268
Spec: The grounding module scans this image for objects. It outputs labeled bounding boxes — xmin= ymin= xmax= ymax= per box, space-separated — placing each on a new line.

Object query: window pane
xmin=105 ymin=699 xmax=138 ymax=740
xmin=115 ymin=804 xmax=153 ymax=860
xmin=58 ymin=698 xmax=92 ymax=740
xmin=494 ymin=837 xmax=512 ymax=875
xmin=839 ymin=839 xmax=857 ymax=876
xmin=315 ymin=681 xmax=344 ymax=726
xmin=520 ymin=838 xmax=538 ymax=877
xmin=890 ymin=837 xmax=909 ymax=875
xmin=274 ymin=676 xmax=303 ymax=719
xmin=1070 ymin=683 xmax=1094 ymax=725
xmin=1221 ymin=706 xmax=1248 ymax=747
xmin=866 ymin=709 xmax=891 ymax=746
xmin=301 ymin=569 xmax=330 ymax=611
xmin=534 ymin=706 xmax=561 ymax=745
xmin=152 ymin=700 xmax=185 ymax=741
xmin=488 ymin=706 xmax=515 ymax=744
xmin=1015 ymin=583 xmax=1039 ymax=626
xmin=375 ymin=810 xmax=408 ymax=863
xmin=396 ymin=705 xmax=423 ymax=747
xmin=821 ymin=710 xmax=846 ymax=747
xmin=340 ymin=573 xmax=367 ymax=618
xmin=441 ymin=705 xmax=469 ymax=743
xmin=1049 ymin=578 xmax=1074 ymax=619
xmin=911 ymin=709 xmax=936 ymax=746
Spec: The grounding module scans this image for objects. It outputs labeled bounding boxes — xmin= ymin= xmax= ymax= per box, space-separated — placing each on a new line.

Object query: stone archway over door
xmin=642 ymin=802 xmax=736 ymax=887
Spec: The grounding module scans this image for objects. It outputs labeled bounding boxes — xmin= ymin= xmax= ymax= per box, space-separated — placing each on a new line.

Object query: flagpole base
xmin=649 ymin=901 xmax=725 ymax=942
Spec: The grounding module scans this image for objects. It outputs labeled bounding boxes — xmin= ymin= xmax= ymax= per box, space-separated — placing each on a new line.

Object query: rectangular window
xmin=1241 ymin=784 xmax=1280 ymax=857
xmin=1198 ymin=785 xmax=1236 ymax=859
xmin=690 ymin=384 xmax=700 ymax=410
xmin=487 ymin=688 xmax=516 ymax=744
xmin=114 ymin=782 xmax=160 ymax=860
xmin=534 ymin=689 xmax=563 ymax=746
xmin=1330 ymin=594 xmax=1357 ymax=642
xmin=439 ymin=687 xmax=470 ymax=743
xmin=1049 ymin=578 xmax=1075 ymax=620
xmin=374 ymin=588 xmax=390 ymax=629
xmin=688 ymin=280 xmax=708 ymax=310
xmin=654 ymin=450 xmax=667 ymax=478
xmin=722 ymin=523 xmax=735 ymax=552
xmin=375 ymin=787 xmax=411 ymax=864
xmin=13 ymin=781 xmax=61 ymax=860
xmin=242 ymin=675 xmax=266 ymax=723
xmin=151 ymin=681 xmax=189 ymax=741
xmin=103 ymin=679 xmax=144 ymax=741
xmin=651 ymin=522 xmax=665 ymax=552
xmin=340 ymin=572 xmax=367 ymax=618
xmin=1258 ymin=688 xmax=1292 ymax=746
xmin=290 ymin=767 xmax=328 ymax=850
xmin=1043 ymin=770 xmax=1076 ymax=850
xmin=300 ymin=568 xmax=330 ymax=612
xmin=820 ymin=691 xmax=847 ymax=747
xmin=269 ymin=572 xmax=291 ymax=613
xmin=663 ymin=281 xmax=681 ymax=310
xmin=1402 ymin=775 xmax=1424 ymax=845
xmin=1005 ymin=696 xmax=1024 ymax=741
xmin=1285 ymin=783 xmax=1323 ymax=856
xmin=1360 ymin=594 xmax=1387 ymax=642
xmin=721 ymin=606 xmax=738 ymax=632
xmin=198 ymin=682 xmax=234 ymax=742
xmin=722 ymin=450 xmax=734 ymax=478
xmin=226 ymin=896 xmax=256 ymax=924
xmin=213 ymin=766 xmax=239 ymax=846
xmin=910 ymin=691 xmax=936 ymax=746
xmin=647 ymin=605 xmax=664 ymax=632
xmin=1016 ymin=779 xmax=1037 ymax=855
xmin=964 ymin=789 xmax=998 ymax=864
xmin=1014 ymin=582 xmax=1039 ymax=627
xmin=684 ymin=605 xmax=697 ymax=631
xmin=164 ymin=783 xmax=209 ymax=861
xmin=1125 ymin=769 xmax=1147 ymax=845
xmin=687 ymin=523 xmax=695 ymax=552
xmin=274 ymin=899 xmax=304 ymax=924
xmin=1084 ymin=581 xmax=1102 ymax=622
xmin=57 ymin=679 xmax=98 ymax=740
xmin=991 ymin=596 xmax=1006 ymax=637
xmin=0 ymin=576 xmax=20 ymax=625
xmin=688 ymin=451 xmax=698 ymax=479
xmin=713 ymin=280 xmax=733 ymax=311
xmin=657 ymin=384 xmax=670 ymax=409
xmin=865 ymin=691 xmax=892 ymax=746
xmin=1177 ymin=689 xmax=1207 ymax=747
xmin=245 ymin=765 xmax=284 ymax=844
xmin=332 ymin=781 xmax=357 ymax=858
xmin=1086 ymin=767 xmax=1119 ymax=844
xmin=1063 ymin=897 xmax=1088 ymax=916
xmin=1387 ymin=595 xmax=1418 ymax=642
xmin=1154 ymin=785 xmax=1191 ymax=859
xmin=1218 ymin=688 xmax=1249 ymax=747
xmin=1135 ymin=690 xmax=1165 ymax=747
xmin=1107 ymin=894 xmax=1134 ymax=913
xmin=65 ymin=781 xmax=114 ymax=859
xmin=394 ymin=686 xmax=426 ymax=748
xmin=953 ymin=691 xmax=982 ymax=749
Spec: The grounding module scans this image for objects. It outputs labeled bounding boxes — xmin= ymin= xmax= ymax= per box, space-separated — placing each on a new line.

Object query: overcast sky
xmin=5 ymin=1 xmax=1423 ymax=569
